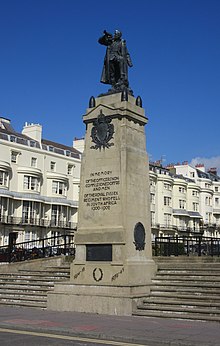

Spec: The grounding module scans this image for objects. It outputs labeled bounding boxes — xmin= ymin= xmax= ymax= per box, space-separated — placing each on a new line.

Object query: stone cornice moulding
xmin=0 ymin=160 xmax=11 ymax=171
xmin=17 ymin=166 xmax=42 ymax=177
xmin=46 ymin=171 xmax=68 ymax=182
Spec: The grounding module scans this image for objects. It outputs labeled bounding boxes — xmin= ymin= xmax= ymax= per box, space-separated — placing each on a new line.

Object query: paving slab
xmin=0 ymin=306 xmax=219 ymax=345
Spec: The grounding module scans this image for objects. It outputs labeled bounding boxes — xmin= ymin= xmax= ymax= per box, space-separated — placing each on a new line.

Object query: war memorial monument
xmin=47 ymin=30 xmax=156 ymax=315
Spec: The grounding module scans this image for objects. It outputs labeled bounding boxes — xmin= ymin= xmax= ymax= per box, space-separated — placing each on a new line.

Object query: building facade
xmin=149 ymin=161 xmax=220 ymax=239
xmin=0 ymin=117 xmax=81 ymax=247
xmin=1 ymin=116 xmax=219 ymax=248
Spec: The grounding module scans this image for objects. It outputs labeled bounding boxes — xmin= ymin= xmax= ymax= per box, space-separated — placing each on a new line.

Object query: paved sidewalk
xmin=0 ymin=306 xmax=219 ymax=346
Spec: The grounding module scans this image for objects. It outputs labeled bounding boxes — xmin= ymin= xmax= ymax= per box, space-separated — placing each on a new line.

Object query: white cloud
xmin=190 ymin=156 xmax=220 ymax=174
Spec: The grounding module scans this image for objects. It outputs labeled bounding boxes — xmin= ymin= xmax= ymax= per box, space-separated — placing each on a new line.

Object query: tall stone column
xmin=47 ymin=92 xmax=156 ymax=315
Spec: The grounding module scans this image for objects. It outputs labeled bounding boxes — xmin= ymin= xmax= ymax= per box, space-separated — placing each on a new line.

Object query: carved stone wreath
xmin=90 ymin=110 xmax=114 ymax=150
xmin=93 ymin=268 xmax=103 ymax=282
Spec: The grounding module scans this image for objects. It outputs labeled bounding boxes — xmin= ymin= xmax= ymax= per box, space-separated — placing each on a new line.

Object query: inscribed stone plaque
xmin=86 ymin=244 xmax=112 ymax=261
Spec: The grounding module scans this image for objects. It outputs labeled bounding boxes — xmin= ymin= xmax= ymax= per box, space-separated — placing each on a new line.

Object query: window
xmin=215 ymin=187 xmax=219 ymax=192
xmin=164 ymin=183 xmax=171 ymax=190
xmin=50 ymin=161 xmax=56 ymax=171
xmin=179 ymin=219 xmax=186 ymax=229
xmin=193 ymin=202 xmax=199 ymax=211
xmin=164 ymin=213 xmax=171 ymax=226
xmin=192 ymin=190 xmax=198 ymax=196
xmin=67 ymin=164 xmax=73 ymax=175
xmin=24 ymin=231 xmax=30 ymax=242
xmin=179 ymin=187 xmax=185 ymax=193
xmin=30 ymin=140 xmax=36 ymax=148
xmin=22 ymin=201 xmax=39 ymax=223
xmin=52 ymin=181 xmax=66 ymax=196
xmin=51 ymin=231 xmax=61 ymax=245
xmin=31 ymin=157 xmax=37 ymax=167
xmin=215 ymin=198 xmax=219 ymax=206
xmin=0 ymin=171 xmax=8 ymax=187
xmin=11 ymin=151 xmax=19 ymax=163
xmin=179 ymin=199 xmax=186 ymax=209
xmin=0 ymin=197 xmax=7 ymax=218
xmin=150 ymin=193 xmax=155 ymax=204
xmin=205 ymin=212 xmax=211 ymax=223
xmin=23 ymin=176 xmax=39 ymax=191
xmin=10 ymin=135 xmax=16 ymax=142
xmin=51 ymin=205 xmax=61 ymax=226
xmin=32 ymin=232 xmax=37 ymax=241
xmin=151 ymin=211 xmax=155 ymax=225
xmin=164 ymin=196 xmax=171 ymax=206
xmin=205 ymin=196 xmax=212 ymax=206
xmin=22 ymin=201 xmax=29 ymax=223
xmin=49 ymin=146 xmax=54 ymax=152
xmin=190 ymin=172 xmax=195 ymax=178
xmin=150 ymin=180 xmax=156 ymax=187
xmin=205 ymin=183 xmax=211 ymax=189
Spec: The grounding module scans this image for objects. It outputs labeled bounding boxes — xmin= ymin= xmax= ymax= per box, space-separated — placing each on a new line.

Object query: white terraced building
xmin=1 ymin=116 xmax=219 ymax=247
xmin=149 ymin=161 xmax=220 ymax=239
xmin=0 ymin=117 xmax=81 ymax=247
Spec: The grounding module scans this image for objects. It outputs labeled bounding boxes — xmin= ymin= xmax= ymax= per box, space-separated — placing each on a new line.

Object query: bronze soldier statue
xmin=98 ymin=30 xmax=133 ymax=94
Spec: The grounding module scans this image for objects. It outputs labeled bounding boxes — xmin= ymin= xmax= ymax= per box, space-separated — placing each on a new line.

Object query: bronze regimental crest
xmin=90 ymin=110 xmax=114 ymax=150
xmin=133 ymin=222 xmax=146 ymax=251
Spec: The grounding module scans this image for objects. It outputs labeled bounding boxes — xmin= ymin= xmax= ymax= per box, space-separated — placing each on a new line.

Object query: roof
xmin=197 ymin=168 xmax=220 ymax=182
xmin=42 ymin=139 xmax=80 ymax=159
xmin=0 ymin=118 xmax=81 ymax=159
xmin=0 ymin=120 xmax=41 ymax=148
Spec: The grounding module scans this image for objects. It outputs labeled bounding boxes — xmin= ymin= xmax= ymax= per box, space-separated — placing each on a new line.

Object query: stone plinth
xmin=47 ymin=92 xmax=156 ymax=315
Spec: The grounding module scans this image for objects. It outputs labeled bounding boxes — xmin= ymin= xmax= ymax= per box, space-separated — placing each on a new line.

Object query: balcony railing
xmin=154 ymin=235 xmax=220 ymax=257
xmin=0 ymin=234 xmax=76 ymax=263
xmin=0 ymin=215 xmax=76 ymax=229
xmin=159 ymin=224 xmax=176 ymax=230
xmin=151 ymin=223 xmax=216 ymax=234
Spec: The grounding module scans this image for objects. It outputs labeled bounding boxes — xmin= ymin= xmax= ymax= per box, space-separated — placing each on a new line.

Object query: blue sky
xmin=0 ymin=0 xmax=220 ymax=170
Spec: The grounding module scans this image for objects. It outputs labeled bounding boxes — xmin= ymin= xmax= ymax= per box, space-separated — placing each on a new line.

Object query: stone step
xmin=153 ymin=274 xmax=220 ymax=282
xmin=133 ymin=309 xmax=220 ymax=322
xmin=151 ymin=280 xmax=220 ymax=288
xmin=157 ymin=270 xmax=220 ymax=276
xmin=149 ymin=291 xmax=220 ymax=301
xmin=154 ymin=257 xmax=220 ymax=262
xmin=158 ymin=267 xmax=220 ymax=275
xmin=0 ymin=294 xmax=47 ymax=302
xmin=18 ymin=272 xmax=70 ymax=276
xmin=0 ymin=279 xmax=54 ymax=286
xmin=18 ymin=269 xmax=70 ymax=275
xmin=0 ymin=285 xmax=50 ymax=294
xmin=0 ymin=261 xmax=71 ymax=309
xmin=19 ymin=266 xmax=70 ymax=273
xmin=0 ymin=272 xmax=69 ymax=277
xmin=0 ymin=291 xmax=47 ymax=298
xmin=0 ymin=276 xmax=69 ymax=282
xmin=0 ymin=284 xmax=52 ymax=291
xmin=138 ymin=258 xmax=220 ymax=321
xmin=157 ymin=263 xmax=220 ymax=270
xmin=136 ymin=303 xmax=220 ymax=315
xmin=141 ymin=298 xmax=220 ymax=308
xmin=0 ymin=300 xmax=47 ymax=309
xmin=151 ymin=285 xmax=220 ymax=295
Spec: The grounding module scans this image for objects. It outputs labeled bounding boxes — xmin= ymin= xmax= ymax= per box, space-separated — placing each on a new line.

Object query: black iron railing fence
xmin=154 ymin=236 xmax=220 ymax=257
xmin=0 ymin=234 xmax=75 ymax=263
xmin=0 ymin=215 xmax=76 ymax=229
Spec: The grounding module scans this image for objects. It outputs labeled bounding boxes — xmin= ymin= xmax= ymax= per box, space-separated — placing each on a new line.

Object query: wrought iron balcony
xmin=0 ymin=215 xmax=76 ymax=229
xmin=158 ymin=224 xmax=177 ymax=230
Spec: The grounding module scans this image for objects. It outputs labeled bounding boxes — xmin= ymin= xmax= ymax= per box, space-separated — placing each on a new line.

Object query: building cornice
xmin=0 ymin=188 xmax=78 ymax=207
